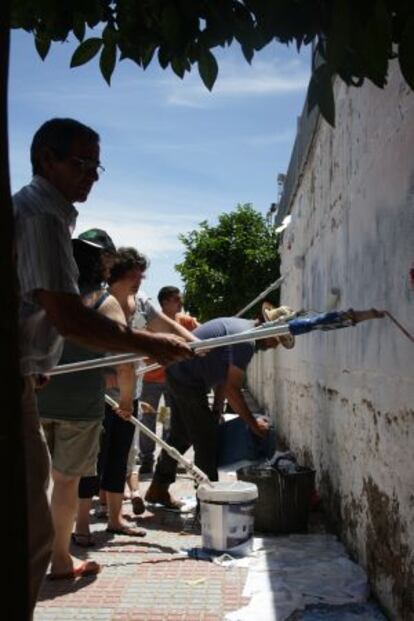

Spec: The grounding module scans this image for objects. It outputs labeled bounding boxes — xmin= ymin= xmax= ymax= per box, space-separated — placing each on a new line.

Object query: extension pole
xmin=50 ymin=308 xmax=387 ymax=377
xmin=235 ymin=275 xmax=285 ymax=317
xmin=49 ymin=321 xmax=291 ymax=376
xmin=104 ymin=394 xmax=211 ymax=485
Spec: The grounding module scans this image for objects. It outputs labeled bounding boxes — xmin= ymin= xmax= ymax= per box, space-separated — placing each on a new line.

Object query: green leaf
xmin=360 ymin=0 xmax=391 ymax=87
xmin=72 ymin=13 xmax=86 ymax=42
xmin=141 ymin=44 xmax=157 ymax=70
xmin=102 ymin=25 xmax=118 ymax=46
xmin=70 ymin=38 xmax=103 ymax=68
xmin=161 ymin=3 xmax=184 ymax=50
xmin=34 ymin=36 xmax=50 ymax=61
xmin=158 ymin=46 xmax=170 ymax=69
xmin=241 ymin=42 xmax=254 ymax=64
xmin=198 ymin=50 xmax=218 ymax=90
xmin=100 ymin=42 xmax=117 ymax=85
xmin=398 ymin=15 xmax=414 ymax=90
xmin=307 ymin=63 xmax=336 ymax=127
xmin=171 ymin=56 xmax=187 ymax=79
xmin=326 ymin=0 xmax=350 ymax=69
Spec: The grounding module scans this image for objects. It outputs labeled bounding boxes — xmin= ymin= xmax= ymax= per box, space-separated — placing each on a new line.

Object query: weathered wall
xmin=248 ymin=63 xmax=414 ymax=620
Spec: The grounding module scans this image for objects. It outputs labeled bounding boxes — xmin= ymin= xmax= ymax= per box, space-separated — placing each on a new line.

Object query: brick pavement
xmin=35 ymin=391 xmax=260 ymax=621
xmin=35 ymin=473 xmax=249 ymax=621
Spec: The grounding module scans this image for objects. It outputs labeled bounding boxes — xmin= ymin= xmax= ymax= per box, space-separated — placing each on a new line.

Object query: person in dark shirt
xmin=145 ymin=315 xmax=284 ymax=508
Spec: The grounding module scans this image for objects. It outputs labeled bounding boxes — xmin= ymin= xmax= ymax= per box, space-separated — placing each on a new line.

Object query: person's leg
xmin=48 ymin=420 xmax=102 ymax=572
xmin=125 ymin=401 xmax=145 ymax=514
xmin=75 ymin=474 xmax=100 ymax=542
xmin=100 ymin=404 xmax=145 ymax=535
xmin=173 ymin=387 xmax=219 ymax=483
xmin=139 ymin=382 xmax=163 ymax=471
xmin=161 ymin=377 xmax=218 ymax=481
xmin=145 ymin=383 xmax=192 ymax=507
xmin=125 ymin=426 xmax=138 ymax=498
xmin=22 ymin=379 xmax=54 ymax=617
xmin=75 ymin=497 xmax=94 ymax=543
xmin=50 ymin=469 xmax=81 ymax=572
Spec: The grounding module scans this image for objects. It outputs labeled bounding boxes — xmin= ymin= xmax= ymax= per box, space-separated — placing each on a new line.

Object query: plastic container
xmin=237 ymin=459 xmax=315 ymax=534
xmin=197 ymin=480 xmax=258 ymax=555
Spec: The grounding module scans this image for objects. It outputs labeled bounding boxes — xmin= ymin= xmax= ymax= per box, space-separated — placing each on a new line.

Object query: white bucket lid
xmin=197 ymin=480 xmax=258 ymax=502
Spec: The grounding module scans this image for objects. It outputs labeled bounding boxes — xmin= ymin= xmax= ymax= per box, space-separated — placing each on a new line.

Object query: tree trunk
xmin=0 ymin=5 xmax=30 ymax=618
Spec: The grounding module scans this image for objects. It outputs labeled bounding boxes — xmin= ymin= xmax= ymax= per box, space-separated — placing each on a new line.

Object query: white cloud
xmin=166 ymin=57 xmax=309 ymax=107
xmin=74 ymin=191 xmax=203 ymax=257
xmin=76 ymin=212 xmax=185 ymax=255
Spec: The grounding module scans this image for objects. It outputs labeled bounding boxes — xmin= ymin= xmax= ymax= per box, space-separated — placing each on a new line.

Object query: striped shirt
xmin=133 ymin=293 xmax=158 ymax=397
xmin=14 ymin=176 xmax=80 ymax=375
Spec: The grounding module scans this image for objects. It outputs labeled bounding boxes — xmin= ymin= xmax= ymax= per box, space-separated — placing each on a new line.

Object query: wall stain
xmin=319 ymin=469 xmax=342 ymax=535
xmin=317 ymin=383 xmax=339 ymax=400
xmin=363 ymin=476 xmax=414 ymax=619
xmin=342 ymin=495 xmax=363 ymax=558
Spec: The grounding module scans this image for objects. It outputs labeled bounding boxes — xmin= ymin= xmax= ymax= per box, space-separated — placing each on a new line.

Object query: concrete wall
xmin=247 ymin=63 xmax=414 ymax=620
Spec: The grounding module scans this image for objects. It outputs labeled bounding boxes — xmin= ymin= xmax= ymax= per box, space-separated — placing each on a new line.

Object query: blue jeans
xmin=139 ymin=382 xmax=170 ymax=465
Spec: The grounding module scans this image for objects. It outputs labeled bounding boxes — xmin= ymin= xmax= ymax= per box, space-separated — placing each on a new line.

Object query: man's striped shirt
xmin=14 ymin=175 xmax=80 ymax=375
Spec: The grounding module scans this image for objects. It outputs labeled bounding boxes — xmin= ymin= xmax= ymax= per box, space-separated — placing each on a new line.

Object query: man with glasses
xmin=14 ymin=117 xmax=193 ymax=618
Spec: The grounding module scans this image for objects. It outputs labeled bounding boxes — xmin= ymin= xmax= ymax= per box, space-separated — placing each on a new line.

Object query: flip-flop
xmin=47 ymin=560 xmax=101 ymax=581
xmin=106 ymin=526 xmax=146 ymax=537
xmin=71 ymin=532 xmax=96 ymax=547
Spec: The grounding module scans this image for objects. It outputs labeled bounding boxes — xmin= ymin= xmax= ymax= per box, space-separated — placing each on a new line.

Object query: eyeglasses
xmin=70 ymin=156 xmax=105 ymax=174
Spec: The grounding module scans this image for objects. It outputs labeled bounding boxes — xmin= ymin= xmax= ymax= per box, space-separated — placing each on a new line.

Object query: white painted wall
xmin=248 ymin=62 xmax=414 ymax=620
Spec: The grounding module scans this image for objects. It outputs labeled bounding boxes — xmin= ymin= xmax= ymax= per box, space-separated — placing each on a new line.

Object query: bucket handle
xmin=273 ymin=454 xmax=297 ymax=471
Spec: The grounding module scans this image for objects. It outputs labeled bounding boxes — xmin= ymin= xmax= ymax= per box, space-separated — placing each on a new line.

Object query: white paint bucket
xmin=197 ymin=480 xmax=258 ymax=555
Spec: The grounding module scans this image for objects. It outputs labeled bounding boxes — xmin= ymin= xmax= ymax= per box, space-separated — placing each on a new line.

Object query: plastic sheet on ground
xmin=224 ymin=535 xmax=375 ymax=621
xmin=286 ymin=602 xmax=387 ymax=620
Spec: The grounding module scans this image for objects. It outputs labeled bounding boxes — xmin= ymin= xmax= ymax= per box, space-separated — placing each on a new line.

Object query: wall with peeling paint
xmin=247 ymin=63 xmax=414 ymax=619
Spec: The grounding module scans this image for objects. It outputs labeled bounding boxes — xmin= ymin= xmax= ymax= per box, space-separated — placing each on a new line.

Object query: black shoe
xmin=139 ymin=462 xmax=154 ymax=474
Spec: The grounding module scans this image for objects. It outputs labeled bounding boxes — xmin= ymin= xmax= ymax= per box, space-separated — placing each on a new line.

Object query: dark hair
xmin=30 ymin=118 xmax=100 ymax=175
xmin=158 ymin=286 xmax=181 ymax=306
xmin=108 ymin=247 xmax=149 ymax=285
xmin=72 ymin=239 xmax=106 ymax=294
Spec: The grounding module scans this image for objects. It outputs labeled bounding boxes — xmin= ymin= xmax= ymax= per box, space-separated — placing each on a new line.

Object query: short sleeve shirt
xmin=167 ymin=317 xmax=256 ymax=389
xmin=14 ymin=176 xmax=80 ymax=375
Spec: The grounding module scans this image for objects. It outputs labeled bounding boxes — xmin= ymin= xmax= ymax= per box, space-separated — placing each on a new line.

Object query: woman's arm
xmin=100 ymin=294 xmax=136 ymax=419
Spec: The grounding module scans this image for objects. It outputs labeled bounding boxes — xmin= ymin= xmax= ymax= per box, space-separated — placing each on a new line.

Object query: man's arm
xmin=222 ymin=364 xmax=269 ymax=438
xmin=36 ymin=290 xmax=193 ymax=366
xmin=146 ymin=311 xmax=199 ymax=342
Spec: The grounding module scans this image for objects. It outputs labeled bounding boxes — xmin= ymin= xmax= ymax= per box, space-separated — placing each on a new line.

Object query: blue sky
xmin=9 ymin=29 xmax=310 ymax=304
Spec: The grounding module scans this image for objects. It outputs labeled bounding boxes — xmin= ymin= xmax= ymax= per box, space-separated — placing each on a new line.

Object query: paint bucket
xmin=197 ymin=480 xmax=258 ymax=555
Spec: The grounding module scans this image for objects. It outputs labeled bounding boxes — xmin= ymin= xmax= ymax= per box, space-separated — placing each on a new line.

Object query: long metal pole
xmin=235 ymin=275 xmax=285 ymax=317
xmin=48 ymin=309 xmax=389 ymax=377
xmin=105 ymin=394 xmax=211 ymax=485
xmin=49 ymin=320 xmax=290 ymax=376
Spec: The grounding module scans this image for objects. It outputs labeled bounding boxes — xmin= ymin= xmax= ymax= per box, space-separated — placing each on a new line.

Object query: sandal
xmin=71 ymin=532 xmax=96 ymax=547
xmin=48 ymin=560 xmax=101 ymax=581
